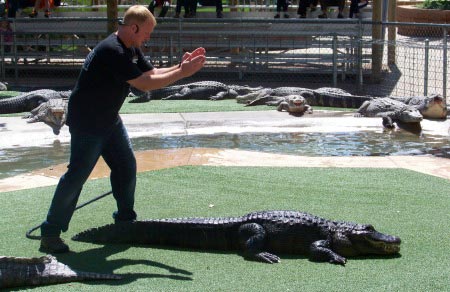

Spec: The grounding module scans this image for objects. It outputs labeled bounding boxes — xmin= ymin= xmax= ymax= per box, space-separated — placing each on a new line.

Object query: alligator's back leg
xmin=310 ymin=240 xmax=347 ymax=265
xmin=238 ymin=223 xmax=280 ymax=264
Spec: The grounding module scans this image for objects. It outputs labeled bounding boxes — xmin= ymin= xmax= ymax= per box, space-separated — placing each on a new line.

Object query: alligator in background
xmin=73 ymin=210 xmax=401 ymax=265
xmin=23 ymin=98 xmax=68 ymax=135
xmin=276 ymin=95 xmax=313 ymax=116
xmin=0 ymin=89 xmax=71 ymax=114
xmin=239 ymin=87 xmax=374 ymax=108
xmin=129 ymin=81 xmax=262 ymax=102
xmin=388 ymin=94 xmax=447 ymax=120
xmin=355 ymin=98 xmax=424 ymax=128
xmin=0 ymin=89 xmax=71 ymax=134
xmin=0 ymin=255 xmax=121 ymax=289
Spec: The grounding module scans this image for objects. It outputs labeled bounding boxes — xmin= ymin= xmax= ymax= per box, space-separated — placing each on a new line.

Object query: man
xmin=39 ymin=5 xmax=206 ymax=253
xmin=318 ymin=0 xmax=345 ymax=18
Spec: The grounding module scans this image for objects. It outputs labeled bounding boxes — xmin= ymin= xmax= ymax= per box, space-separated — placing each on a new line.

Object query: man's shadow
xmin=56 ymin=244 xmax=193 ymax=286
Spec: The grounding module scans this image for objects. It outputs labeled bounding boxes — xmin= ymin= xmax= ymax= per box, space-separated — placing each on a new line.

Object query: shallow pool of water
xmin=0 ymin=131 xmax=449 ymax=180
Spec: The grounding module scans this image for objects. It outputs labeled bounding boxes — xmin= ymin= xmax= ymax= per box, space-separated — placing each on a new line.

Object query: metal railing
xmin=0 ymin=17 xmax=449 ymax=99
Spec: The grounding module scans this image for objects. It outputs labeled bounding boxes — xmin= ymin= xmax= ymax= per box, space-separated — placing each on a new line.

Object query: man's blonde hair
xmin=123 ymin=5 xmax=156 ymax=26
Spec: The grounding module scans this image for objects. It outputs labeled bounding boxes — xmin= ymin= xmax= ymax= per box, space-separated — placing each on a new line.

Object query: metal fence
xmin=0 ymin=17 xmax=449 ymax=100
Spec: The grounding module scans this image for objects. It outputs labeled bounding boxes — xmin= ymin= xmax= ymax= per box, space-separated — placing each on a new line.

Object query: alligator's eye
xmin=364 ymin=224 xmax=375 ymax=231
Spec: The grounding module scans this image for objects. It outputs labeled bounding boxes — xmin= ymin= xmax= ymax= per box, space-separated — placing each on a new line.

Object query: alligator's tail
xmin=73 ymin=219 xmax=240 ymax=250
xmin=0 ymin=255 xmax=121 ymax=289
xmin=0 ymin=95 xmax=46 ymax=114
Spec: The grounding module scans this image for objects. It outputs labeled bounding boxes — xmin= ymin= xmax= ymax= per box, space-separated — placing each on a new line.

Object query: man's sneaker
xmin=337 ymin=13 xmax=344 ymax=18
xmin=274 ymin=14 xmax=280 ymax=18
xmin=216 ymin=11 xmax=223 ymax=18
xmin=318 ymin=13 xmax=328 ymax=18
xmin=284 ymin=13 xmax=289 ymax=18
xmin=40 ymin=236 xmax=69 ymax=253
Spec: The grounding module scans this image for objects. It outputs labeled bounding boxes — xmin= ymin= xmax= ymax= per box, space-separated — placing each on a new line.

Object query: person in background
xmin=274 ymin=0 xmax=289 ymax=18
xmin=297 ymin=0 xmax=319 ymax=18
xmin=29 ymin=0 xmax=52 ymax=18
xmin=148 ymin=0 xmax=170 ymax=18
xmin=317 ymin=0 xmax=345 ymax=18
xmin=349 ymin=0 xmax=368 ymax=18
xmin=38 ymin=5 xmax=206 ymax=253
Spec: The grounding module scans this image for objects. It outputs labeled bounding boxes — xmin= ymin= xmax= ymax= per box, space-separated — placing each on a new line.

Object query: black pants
xmin=297 ymin=0 xmax=319 ymax=16
xmin=276 ymin=0 xmax=288 ymax=12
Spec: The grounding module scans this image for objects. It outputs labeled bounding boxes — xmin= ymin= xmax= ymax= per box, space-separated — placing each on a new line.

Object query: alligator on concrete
xmin=23 ymin=98 xmax=68 ymax=135
xmin=0 ymin=89 xmax=71 ymax=114
xmin=240 ymin=87 xmax=374 ymax=108
xmin=0 ymin=255 xmax=121 ymax=289
xmin=129 ymin=81 xmax=261 ymax=102
xmin=276 ymin=95 xmax=313 ymax=116
xmin=355 ymin=97 xmax=424 ymax=128
xmin=389 ymin=94 xmax=447 ymax=120
xmin=73 ymin=210 xmax=401 ymax=265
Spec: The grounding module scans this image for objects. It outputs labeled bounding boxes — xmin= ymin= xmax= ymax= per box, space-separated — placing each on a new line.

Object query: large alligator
xmin=239 ymin=87 xmax=374 ymax=108
xmin=389 ymin=94 xmax=447 ymax=120
xmin=129 ymin=81 xmax=261 ymax=102
xmin=73 ymin=210 xmax=401 ymax=265
xmin=23 ymin=98 xmax=68 ymax=135
xmin=0 ymin=255 xmax=121 ymax=289
xmin=355 ymin=97 xmax=424 ymax=128
xmin=0 ymin=89 xmax=71 ymax=114
xmin=276 ymin=95 xmax=313 ymax=116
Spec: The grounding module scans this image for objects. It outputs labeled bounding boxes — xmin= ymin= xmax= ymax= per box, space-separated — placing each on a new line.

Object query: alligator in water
xmin=276 ymin=95 xmax=313 ymax=116
xmin=355 ymin=97 xmax=424 ymax=128
xmin=0 ymin=89 xmax=71 ymax=114
xmin=240 ymin=87 xmax=374 ymax=108
xmin=129 ymin=81 xmax=261 ymax=102
xmin=73 ymin=210 xmax=401 ymax=265
xmin=0 ymin=255 xmax=121 ymax=289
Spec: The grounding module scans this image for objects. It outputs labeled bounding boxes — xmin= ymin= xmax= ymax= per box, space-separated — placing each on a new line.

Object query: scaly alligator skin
xmin=355 ymin=97 xmax=423 ymax=128
xmin=73 ymin=210 xmax=401 ymax=265
xmin=129 ymin=81 xmax=261 ymax=102
xmin=0 ymin=255 xmax=121 ymax=289
xmin=22 ymin=98 xmax=68 ymax=135
xmin=276 ymin=95 xmax=313 ymax=115
xmin=240 ymin=87 xmax=373 ymax=108
xmin=0 ymin=89 xmax=71 ymax=114
xmin=389 ymin=94 xmax=447 ymax=120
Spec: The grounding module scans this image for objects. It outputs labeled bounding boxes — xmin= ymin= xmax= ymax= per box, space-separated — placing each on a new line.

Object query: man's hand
xmin=182 ymin=47 xmax=206 ymax=63
xmin=180 ymin=47 xmax=206 ymax=77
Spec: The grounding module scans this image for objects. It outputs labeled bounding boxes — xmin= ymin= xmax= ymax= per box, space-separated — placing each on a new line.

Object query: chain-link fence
xmin=1 ymin=17 xmax=449 ymax=100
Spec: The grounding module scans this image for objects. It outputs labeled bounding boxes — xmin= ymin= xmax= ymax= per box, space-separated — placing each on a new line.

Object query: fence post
xmin=1 ymin=33 xmax=4 ymax=79
xmin=332 ymin=34 xmax=337 ymax=87
xmin=371 ymin=0 xmax=383 ymax=83
xmin=424 ymin=39 xmax=429 ymax=96
xmin=387 ymin=0 xmax=396 ymax=65
xmin=443 ymin=28 xmax=448 ymax=99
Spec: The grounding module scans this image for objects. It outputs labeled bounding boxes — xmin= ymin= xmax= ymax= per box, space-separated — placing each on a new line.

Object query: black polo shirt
xmin=66 ymin=33 xmax=154 ymax=134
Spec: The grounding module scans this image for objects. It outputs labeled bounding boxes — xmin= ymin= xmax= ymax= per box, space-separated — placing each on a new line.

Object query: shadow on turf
xmin=56 ymin=244 xmax=193 ymax=286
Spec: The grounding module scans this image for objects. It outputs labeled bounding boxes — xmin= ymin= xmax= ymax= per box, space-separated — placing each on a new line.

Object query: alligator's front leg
xmin=310 ymin=240 xmax=347 ymax=265
xmin=238 ymin=223 xmax=280 ymax=264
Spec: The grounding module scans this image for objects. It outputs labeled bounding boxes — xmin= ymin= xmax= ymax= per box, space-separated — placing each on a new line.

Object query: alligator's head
xmin=45 ymin=107 xmax=67 ymax=135
xmin=333 ymin=224 xmax=401 ymax=257
xmin=287 ymin=95 xmax=306 ymax=107
xmin=27 ymin=99 xmax=67 ymax=135
xmin=397 ymin=107 xmax=423 ymax=123
xmin=421 ymin=94 xmax=447 ymax=119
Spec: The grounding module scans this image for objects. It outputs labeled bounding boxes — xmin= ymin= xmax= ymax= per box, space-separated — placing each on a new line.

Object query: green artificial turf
xmin=0 ymin=91 xmax=353 ymax=115
xmin=1 ymin=166 xmax=449 ymax=291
